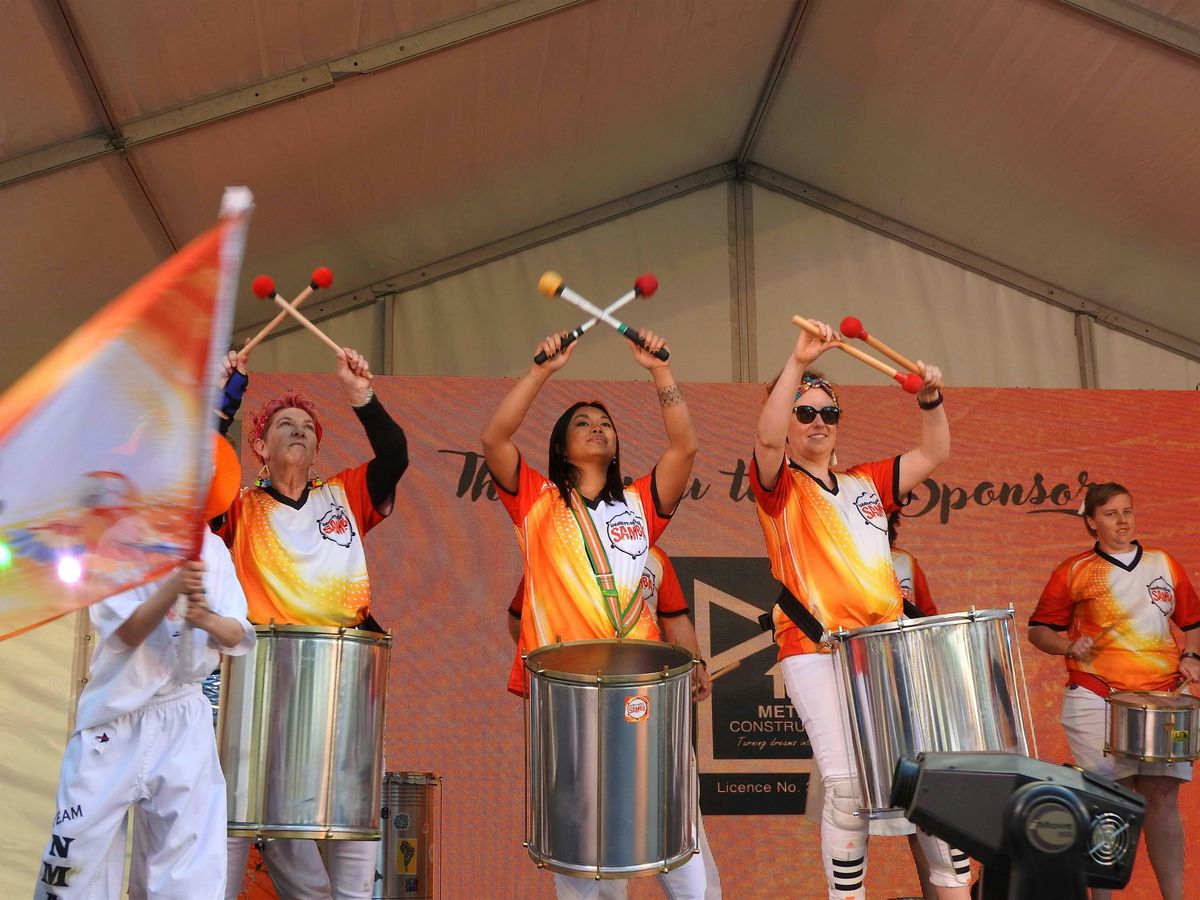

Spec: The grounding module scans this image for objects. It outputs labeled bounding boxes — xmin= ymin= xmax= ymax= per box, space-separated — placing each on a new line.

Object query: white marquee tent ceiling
xmin=2 ymin=0 xmax=1199 ymax=388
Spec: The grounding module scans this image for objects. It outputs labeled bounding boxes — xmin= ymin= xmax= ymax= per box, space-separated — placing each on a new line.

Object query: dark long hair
xmin=548 ymin=401 xmax=625 ymax=505
xmin=1081 ymin=482 xmax=1132 ymax=537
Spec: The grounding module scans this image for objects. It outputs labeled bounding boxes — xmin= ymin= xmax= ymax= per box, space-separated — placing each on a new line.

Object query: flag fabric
xmin=0 ymin=187 xmax=254 ymax=639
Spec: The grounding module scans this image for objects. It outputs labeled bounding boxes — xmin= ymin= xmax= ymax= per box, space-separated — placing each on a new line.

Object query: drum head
xmin=1108 ymin=691 xmax=1200 ymax=710
xmin=526 ymin=639 xmax=694 ymax=684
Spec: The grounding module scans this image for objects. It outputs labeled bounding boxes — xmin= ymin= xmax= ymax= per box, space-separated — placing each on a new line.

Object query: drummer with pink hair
xmin=751 ymin=321 xmax=967 ymax=899
xmin=216 ymin=346 xmax=409 ymax=900
xmin=1029 ymin=481 xmax=1200 ymax=900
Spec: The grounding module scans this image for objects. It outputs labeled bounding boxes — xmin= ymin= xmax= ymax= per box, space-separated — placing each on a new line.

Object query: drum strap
xmin=567 ymin=489 xmax=644 ymax=638
xmin=902 ymin=600 xmax=927 ymax=619
xmin=1068 ymin=670 xmax=1112 ymax=697
xmin=761 ymin=583 xmax=828 ymax=646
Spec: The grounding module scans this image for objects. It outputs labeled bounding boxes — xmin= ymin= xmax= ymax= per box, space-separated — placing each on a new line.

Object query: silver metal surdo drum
xmin=218 ymin=624 xmax=391 ymax=839
xmin=524 ymin=639 xmax=698 ymax=879
xmin=375 ymin=772 xmax=442 ymax=899
xmin=833 ymin=607 xmax=1035 ymax=818
xmin=1106 ymin=691 xmax=1200 ymax=763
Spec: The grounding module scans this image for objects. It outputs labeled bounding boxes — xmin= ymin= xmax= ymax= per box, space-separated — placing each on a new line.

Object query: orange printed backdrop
xmin=243 ymin=374 xmax=1200 ymax=899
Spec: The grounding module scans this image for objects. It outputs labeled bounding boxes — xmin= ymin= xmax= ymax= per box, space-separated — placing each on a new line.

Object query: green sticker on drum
xmin=1172 ymin=730 xmax=1189 ymax=743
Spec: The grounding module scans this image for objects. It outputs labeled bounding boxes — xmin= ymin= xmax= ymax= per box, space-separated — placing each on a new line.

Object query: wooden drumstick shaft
xmin=244 ymin=285 xmax=317 ymax=354
xmin=271 ymin=296 xmax=344 ymax=355
xmin=707 ymin=659 xmax=741 ymax=681
xmin=861 ymin=333 xmax=920 ymax=376
xmin=792 ymin=315 xmax=900 ymax=379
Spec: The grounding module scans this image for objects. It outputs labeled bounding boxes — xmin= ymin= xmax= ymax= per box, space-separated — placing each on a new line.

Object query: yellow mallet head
xmin=538 ymin=271 xmax=564 ymax=299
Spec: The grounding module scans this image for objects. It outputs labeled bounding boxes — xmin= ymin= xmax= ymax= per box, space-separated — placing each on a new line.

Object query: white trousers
xmin=550 ymin=813 xmax=721 ymax=899
xmin=35 ymin=687 xmax=227 ymax=900
xmin=226 ymin=837 xmax=377 ymax=899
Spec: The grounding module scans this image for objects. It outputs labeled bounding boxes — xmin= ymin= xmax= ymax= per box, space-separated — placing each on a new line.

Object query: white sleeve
xmin=202 ymin=531 xmax=255 ymax=656
xmin=88 ymin=580 xmax=157 ymax=651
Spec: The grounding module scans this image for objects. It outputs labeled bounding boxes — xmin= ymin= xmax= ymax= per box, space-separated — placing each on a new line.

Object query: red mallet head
xmin=898 ymin=372 xmax=923 ymax=394
xmin=251 ymin=275 xmax=276 ymax=299
xmin=311 ymin=266 xmax=333 ymax=289
xmin=634 ymin=274 xmax=658 ymax=298
xmin=840 ymin=316 xmax=867 ymax=340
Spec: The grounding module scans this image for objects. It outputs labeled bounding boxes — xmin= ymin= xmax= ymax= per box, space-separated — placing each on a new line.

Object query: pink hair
xmin=248 ymin=390 xmax=324 ymax=464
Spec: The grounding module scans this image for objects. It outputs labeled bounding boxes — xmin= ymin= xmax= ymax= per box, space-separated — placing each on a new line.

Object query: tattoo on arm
xmin=658 ymin=384 xmax=685 ymax=408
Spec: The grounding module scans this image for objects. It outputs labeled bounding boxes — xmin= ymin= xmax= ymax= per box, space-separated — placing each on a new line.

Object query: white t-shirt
xmin=74 ymin=530 xmax=254 ymax=733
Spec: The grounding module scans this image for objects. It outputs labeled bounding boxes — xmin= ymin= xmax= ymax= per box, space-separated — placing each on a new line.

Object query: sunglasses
xmin=793 ymin=405 xmax=841 ymax=425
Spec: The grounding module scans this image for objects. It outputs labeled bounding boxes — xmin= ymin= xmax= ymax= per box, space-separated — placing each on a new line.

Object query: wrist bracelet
xmin=1182 ymin=651 xmax=1200 ymax=663
xmin=917 ymin=391 xmax=944 ymax=411
xmin=351 ymin=386 xmax=375 ymax=408
xmin=697 ymin=658 xmax=708 ymax=669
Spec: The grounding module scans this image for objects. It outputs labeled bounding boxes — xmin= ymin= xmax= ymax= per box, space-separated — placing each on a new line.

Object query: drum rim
xmin=384 ymin=771 xmax=442 ymax=783
xmin=1107 ymin=690 xmax=1200 ymax=710
xmin=252 ymin=622 xmax=391 ymax=642
xmin=524 ymin=637 xmax=695 ymax=683
xmin=833 ymin=607 xmax=1014 ymax=641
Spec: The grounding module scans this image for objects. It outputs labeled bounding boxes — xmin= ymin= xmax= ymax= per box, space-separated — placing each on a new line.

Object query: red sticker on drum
xmin=624 ymin=695 xmax=649 ymax=722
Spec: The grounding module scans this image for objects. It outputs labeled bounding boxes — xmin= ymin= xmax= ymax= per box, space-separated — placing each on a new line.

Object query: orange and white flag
xmin=0 ymin=188 xmax=254 ymax=638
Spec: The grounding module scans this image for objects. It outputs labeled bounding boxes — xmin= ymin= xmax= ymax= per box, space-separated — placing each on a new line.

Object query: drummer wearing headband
xmin=481 ymin=330 xmax=704 ymax=900
xmin=1029 ymin=482 xmax=1200 ymax=900
xmin=216 ymin=347 xmax=409 ymax=900
xmin=750 ymin=322 xmax=968 ymax=900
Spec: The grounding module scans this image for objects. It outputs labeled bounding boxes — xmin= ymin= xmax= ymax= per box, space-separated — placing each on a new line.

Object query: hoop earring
xmin=254 ymin=464 xmax=271 ymax=488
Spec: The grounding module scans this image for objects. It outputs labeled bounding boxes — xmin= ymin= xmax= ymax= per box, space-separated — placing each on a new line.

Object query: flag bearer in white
xmin=34 ymin=455 xmax=254 ymax=900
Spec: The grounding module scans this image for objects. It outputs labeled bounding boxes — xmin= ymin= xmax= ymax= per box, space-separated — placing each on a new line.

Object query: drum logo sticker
xmin=854 ymin=492 xmax=888 ymax=532
xmin=606 ymin=511 xmax=648 ymax=559
xmin=1146 ymin=577 xmax=1175 ymax=616
xmin=317 ymin=504 xmax=356 ymax=548
xmin=625 ymin=695 xmax=650 ymax=722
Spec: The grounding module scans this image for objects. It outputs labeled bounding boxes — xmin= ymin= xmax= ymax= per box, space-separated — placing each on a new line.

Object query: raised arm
xmin=754 ymin=321 xmax=838 ymax=491
xmin=631 ymin=332 xmax=697 ymax=515
xmin=896 ymin=362 xmax=949 ymax=497
xmin=337 ymin=348 xmax=409 ymax=515
xmin=481 ymin=334 xmax=576 ymax=494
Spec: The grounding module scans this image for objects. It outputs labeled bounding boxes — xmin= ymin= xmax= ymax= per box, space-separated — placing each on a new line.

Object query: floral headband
xmin=795 ymin=372 xmax=839 ymax=405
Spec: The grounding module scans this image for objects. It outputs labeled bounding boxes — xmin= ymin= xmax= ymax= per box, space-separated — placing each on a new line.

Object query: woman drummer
xmin=1029 ymin=482 xmax=1200 ymax=900
xmin=217 ymin=346 xmax=409 ymax=900
xmin=750 ymin=321 xmax=968 ymax=900
xmin=480 ymin=329 xmax=703 ymax=900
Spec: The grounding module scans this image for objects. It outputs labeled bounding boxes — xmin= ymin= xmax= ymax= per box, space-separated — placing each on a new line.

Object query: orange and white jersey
xmin=509 ymin=545 xmax=689 ymax=621
xmin=750 ymin=454 xmax=904 ymax=658
xmin=1031 ymin=542 xmax=1200 ymax=693
xmin=892 ymin=546 xmax=938 ymax=616
xmin=500 ymin=457 xmax=670 ymax=694
xmin=219 ymin=463 xmax=386 ymax=627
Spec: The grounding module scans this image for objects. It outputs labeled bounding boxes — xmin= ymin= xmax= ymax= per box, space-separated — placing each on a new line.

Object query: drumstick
xmin=244 ymin=267 xmax=334 ymax=354
xmin=792 ymin=315 xmax=922 ymax=394
xmin=707 ymin=659 xmax=741 ymax=681
xmin=533 ymin=274 xmax=658 ymax=364
xmin=262 ymin=294 xmax=344 ymax=355
xmin=539 ymin=271 xmax=670 ymax=361
xmin=839 ymin=316 xmax=921 ymax=375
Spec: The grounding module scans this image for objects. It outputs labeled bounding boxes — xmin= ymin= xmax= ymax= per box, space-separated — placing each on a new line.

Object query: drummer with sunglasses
xmin=751 ymin=321 xmax=967 ymax=900
xmin=1029 ymin=482 xmax=1200 ymax=900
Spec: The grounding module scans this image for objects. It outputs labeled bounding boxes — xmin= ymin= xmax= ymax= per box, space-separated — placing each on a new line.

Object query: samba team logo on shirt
xmin=317 ymin=504 xmax=356 ymax=548
xmin=1147 ymin=576 xmax=1176 ymax=616
xmin=854 ymin=491 xmax=888 ymax=532
xmin=606 ymin=510 xmax=648 ymax=559
xmin=898 ymin=577 xmax=914 ymax=604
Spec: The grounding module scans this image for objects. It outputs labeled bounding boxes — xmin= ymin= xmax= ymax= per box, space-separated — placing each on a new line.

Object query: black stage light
xmin=890 ymin=752 xmax=1145 ymax=900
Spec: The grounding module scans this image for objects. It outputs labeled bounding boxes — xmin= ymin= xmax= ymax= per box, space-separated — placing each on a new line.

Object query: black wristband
xmin=917 ymin=391 xmax=944 ymax=411
xmin=1182 ymin=651 xmax=1200 ymax=663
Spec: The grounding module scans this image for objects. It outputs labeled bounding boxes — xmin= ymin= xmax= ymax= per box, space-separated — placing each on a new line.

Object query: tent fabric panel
xmin=751 ymin=186 xmax=1080 ymax=388
xmin=0 ymin=157 xmax=170 ymax=391
xmin=0 ymin=614 xmax=82 ymax=893
xmin=63 ymin=0 xmax=513 ymax=122
xmin=386 ymin=185 xmax=732 ymax=382
xmin=1092 ymin=322 xmax=1200 ymax=389
xmin=0 ymin=2 xmax=106 ymax=157
xmin=753 ymin=0 xmax=1200 ymax=343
